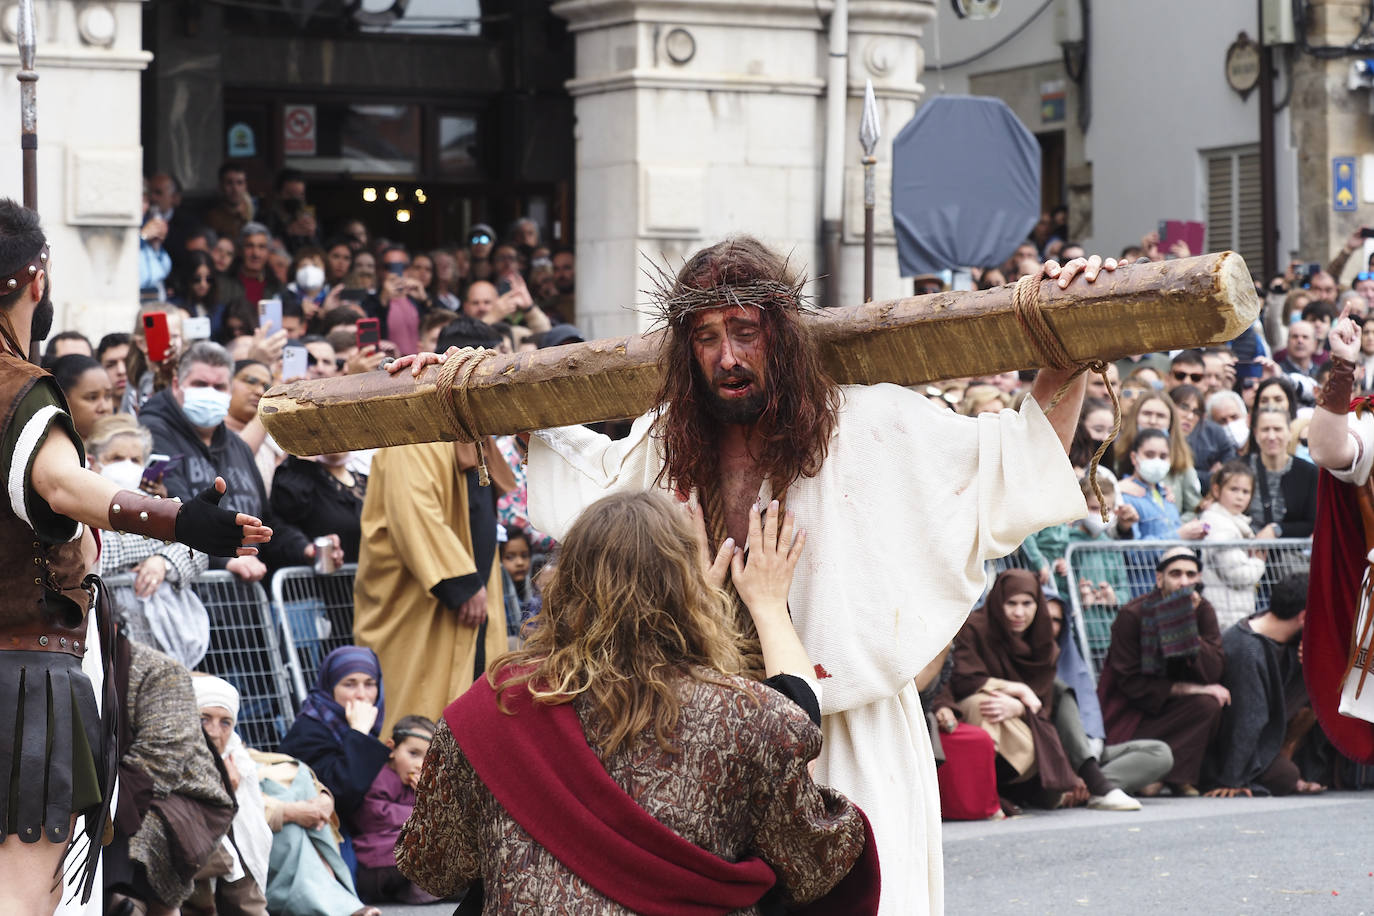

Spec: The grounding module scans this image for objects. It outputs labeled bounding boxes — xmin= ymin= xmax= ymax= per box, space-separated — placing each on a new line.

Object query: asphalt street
xmin=944 ymin=791 xmax=1374 ymax=915
xmin=379 ymin=791 xmax=1374 ymax=915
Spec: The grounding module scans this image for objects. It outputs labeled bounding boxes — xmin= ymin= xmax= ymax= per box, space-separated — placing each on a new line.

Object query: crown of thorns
xmin=640 ymin=254 xmax=818 ymax=328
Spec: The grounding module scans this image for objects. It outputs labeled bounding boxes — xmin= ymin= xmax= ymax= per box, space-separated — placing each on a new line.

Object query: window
xmin=284 ymin=103 xmax=422 ymax=177
xmin=1204 ymin=146 xmax=1262 ymax=270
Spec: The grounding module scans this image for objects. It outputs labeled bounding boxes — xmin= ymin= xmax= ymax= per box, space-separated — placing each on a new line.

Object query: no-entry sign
xmin=284 ymin=104 xmax=317 ymax=156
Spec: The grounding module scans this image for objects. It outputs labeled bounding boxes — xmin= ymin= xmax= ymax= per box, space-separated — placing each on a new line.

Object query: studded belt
xmin=0 ymin=625 xmax=86 ymax=657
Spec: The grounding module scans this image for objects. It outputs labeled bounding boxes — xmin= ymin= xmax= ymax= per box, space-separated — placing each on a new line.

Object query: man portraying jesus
xmin=507 ymin=236 xmax=1117 ymax=914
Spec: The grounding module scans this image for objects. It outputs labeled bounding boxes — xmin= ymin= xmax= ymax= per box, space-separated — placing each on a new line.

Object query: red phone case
xmin=356 ymin=318 xmax=380 ymax=349
xmin=144 ymin=312 xmax=171 ymax=362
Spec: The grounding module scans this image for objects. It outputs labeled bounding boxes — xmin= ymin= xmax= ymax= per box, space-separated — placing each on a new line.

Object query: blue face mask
xmin=181 ymin=386 xmax=231 ymax=428
xmin=1295 ymin=443 xmax=1311 ymax=462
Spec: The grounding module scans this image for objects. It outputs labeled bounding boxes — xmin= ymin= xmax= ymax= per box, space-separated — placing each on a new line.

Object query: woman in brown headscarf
xmin=948 ymin=569 xmax=1138 ymax=811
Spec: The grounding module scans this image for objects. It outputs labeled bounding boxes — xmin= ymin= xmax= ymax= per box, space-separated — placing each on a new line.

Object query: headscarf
xmin=951 ymin=568 xmax=1060 ymax=712
xmin=192 ymin=673 xmax=240 ymax=721
xmin=297 ymin=645 xmax=386 ymax=741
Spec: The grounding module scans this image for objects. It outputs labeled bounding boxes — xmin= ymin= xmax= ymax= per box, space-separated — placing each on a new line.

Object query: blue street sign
xmin=1334 ymin=156 xmax=1357 ymax=211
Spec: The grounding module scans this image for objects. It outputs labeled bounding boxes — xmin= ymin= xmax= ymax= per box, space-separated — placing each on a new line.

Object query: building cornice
xmin=566 ymin=68 xmax=826 ymax=97
xmin=0 ymin=47 xmax=151 ymax=72
xmin=552 ymin=0 xmax=835 ymax=33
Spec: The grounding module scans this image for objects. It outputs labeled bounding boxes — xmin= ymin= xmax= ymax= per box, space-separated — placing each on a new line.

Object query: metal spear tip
xmin=16 ymin=0 xmax=35 ymax=63
xmin=859 ymin=79 xmax=881 ymax=157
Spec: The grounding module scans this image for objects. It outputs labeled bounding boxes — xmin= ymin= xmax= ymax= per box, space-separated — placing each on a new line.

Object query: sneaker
xmin=1087 ymin=788 xmax=1142 ymax=811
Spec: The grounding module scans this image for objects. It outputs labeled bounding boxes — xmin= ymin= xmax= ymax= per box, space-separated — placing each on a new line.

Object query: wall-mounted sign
xmin=1334 ymin=156 xmax=1357 ymax=211
xmin=227 ymin=122 xmax=256 ymax=158
xmin=1040 ymin=80 xmax=1065 ymax=123
xmin=283 ymin=104 xmax=317 ymax=156
xmin=1225 ymin=32 xmax=1260 ymax=100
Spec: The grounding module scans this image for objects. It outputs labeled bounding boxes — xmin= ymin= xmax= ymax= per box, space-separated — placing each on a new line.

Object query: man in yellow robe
xmin=353 ymin=436 xmax=512 ymax=737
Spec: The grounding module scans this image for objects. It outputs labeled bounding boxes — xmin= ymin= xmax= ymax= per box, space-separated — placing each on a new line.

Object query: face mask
xmin=99 ymin=459 xmax=144 ymax=492
xmin=1226 ymin=419 xmax=1249 ymax=448
xmin=1080 ymin=512 xmax=1115 ymax=536
xmin=1296 ymin=443 xmax=1311 ymax=462
xmin=181 ymin=386 xmax=231 ymax=428
xmin=1136 ymin=457 xmax=1171 ymax=485
xmin=296 ymin=264 xmax=325 ymax=291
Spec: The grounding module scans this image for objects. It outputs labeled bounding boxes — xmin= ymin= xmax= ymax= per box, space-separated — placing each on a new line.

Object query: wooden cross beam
xmin=259 ymin=252 xmax=1258 ymax=457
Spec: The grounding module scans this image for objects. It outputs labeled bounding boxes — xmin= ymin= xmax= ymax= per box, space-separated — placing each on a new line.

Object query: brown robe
xmin=949 ymin=569 xmax=1076 ymax=792
xmin=1097 ymin=589 xmax=1226 ymax=785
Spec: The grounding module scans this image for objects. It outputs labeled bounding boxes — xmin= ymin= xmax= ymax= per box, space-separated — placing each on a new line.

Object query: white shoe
xmin=1087 ymin=788 xmax=1141 ymax=811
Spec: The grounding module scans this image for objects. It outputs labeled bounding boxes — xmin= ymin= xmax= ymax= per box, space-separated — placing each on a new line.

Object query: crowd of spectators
xmin=48 ymin=177 xmax=1374 ymax=909
xmin=62 ymin=165 xmax=570 ymax=914
xmin=919 ymin=213 xmax=1374 ymax=822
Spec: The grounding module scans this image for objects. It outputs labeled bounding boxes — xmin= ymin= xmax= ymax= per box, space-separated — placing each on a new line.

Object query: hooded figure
xmin=950 ymin=569 xmax=1077 ymax=795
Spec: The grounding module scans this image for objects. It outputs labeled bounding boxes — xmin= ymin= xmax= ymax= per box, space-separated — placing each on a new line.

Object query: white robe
xmin=527 ymin=383 xmax=1086 ymax=915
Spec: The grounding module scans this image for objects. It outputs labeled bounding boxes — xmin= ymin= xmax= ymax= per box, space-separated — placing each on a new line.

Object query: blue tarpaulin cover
xmin=892 ymin=95 xmax=1041 ymax=277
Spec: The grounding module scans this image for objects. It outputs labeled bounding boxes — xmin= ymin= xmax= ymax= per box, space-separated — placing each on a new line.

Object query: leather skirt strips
xmin=0 ymin=649 xmax=103 ymax=849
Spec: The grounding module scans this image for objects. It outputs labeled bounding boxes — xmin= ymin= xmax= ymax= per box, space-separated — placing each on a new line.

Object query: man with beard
xmin=511 ymin=236 xmax=1117 ymax=914
xmin=0 ymin=199 xmax=271 ymax=914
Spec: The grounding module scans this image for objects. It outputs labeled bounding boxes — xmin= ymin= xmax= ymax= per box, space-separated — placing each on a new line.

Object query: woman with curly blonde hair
xmin=397 ymin=491 xmax=877 ymax=914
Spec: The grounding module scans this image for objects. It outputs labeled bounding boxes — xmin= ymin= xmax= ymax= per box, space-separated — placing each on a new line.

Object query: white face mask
xmin=1080 ymin=512 xmax=1115 ymax=536
xmin=99 ymin=459 xmax=145 ymax=492
xmin=296 ymin=264 xmax=325 ymax=291
xmin=1225 ymin=418 xmax=1249 ymax=447
xmin=1136 ymin=456 xmax=1171 ymax=485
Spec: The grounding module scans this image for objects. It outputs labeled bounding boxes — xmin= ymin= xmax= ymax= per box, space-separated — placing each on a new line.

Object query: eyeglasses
xmin=1172 ymin=370 xmax=1204 ymax=383
xmin=1176 ymin=404 xmax=1201 ymax=417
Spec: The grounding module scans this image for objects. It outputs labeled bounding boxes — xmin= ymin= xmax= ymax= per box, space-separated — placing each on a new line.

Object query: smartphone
xmin=183 ymin=316 xmax=211 ymax=341
xmin=282 ymin=344 xmax=309 ymax=380
xmin=141 ymin=454 xmax=179 ymax=487
xmin=496 ymin=276 xmax=512 ymax=296
xmin=1362 ymin=227 xmax=1374 ymax=239
xmin=339 ymin=288 xmax=368 ymax=304
xmin=259 ymin=297 xmax=283 ymax=335
xmin=143 ymin=312 xmax=171 ymax=363
xmin=1236 ymin=361 xmax=1264 ymax=381
xmin=385 ymin=262 xmax=407 ymax=277
xmin=356 ymin=317 xmax=380 ymax=350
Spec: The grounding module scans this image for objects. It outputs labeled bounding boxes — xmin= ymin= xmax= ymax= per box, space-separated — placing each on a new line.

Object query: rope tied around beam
xmin=436 ymin=347 xmax=498 ymax=486
xmin=1012 ymin=273 xmax=1121 ymax=521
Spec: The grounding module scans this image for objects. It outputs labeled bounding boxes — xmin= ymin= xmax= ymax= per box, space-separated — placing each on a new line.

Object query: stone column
xmin=1290 ymin=0 xmax=1374 ymax=278
xmin=553 ymin=0 xmax=932 ymax=339
xmin=0 ymin=0 xmax=149 ymax=341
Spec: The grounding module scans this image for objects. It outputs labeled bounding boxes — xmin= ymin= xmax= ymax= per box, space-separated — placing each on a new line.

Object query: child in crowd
xmin=501 ymin=525 xmax=540 ymax=627
xmin=1200 ymin=460 xmax=1271 ymax=630
xmin=1068 ymin=471 xmax=1133 ymax=610
xmin=353 ymin=715 xmax=440 ymax=905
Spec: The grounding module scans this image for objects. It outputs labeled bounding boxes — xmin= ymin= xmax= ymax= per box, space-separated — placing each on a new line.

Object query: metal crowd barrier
xmin=1063 ymin=537 xmax=1313 ymax=681
xmin=270 ymin=564 xmax=360 ymax=704
xmin=103 ymin=570 xmax=298 ymax=752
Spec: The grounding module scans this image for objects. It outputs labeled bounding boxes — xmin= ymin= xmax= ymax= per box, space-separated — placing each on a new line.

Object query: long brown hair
xmin=490 ymin=491 xmax=747 ymax=758
xmin=651 ymin=236 xmax=840 ymax=496
xmin=1113 ymin=392 xmax=1194 ymax=477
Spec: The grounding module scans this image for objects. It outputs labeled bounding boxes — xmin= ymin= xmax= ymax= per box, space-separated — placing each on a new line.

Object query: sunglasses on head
xmin=1172 ymin=370 xmax=1204 ymax=383
xmin=471 ymin=233 xmax=492 ymax=245
xmin=1358 ymin=272 xmax=1374 ymax=283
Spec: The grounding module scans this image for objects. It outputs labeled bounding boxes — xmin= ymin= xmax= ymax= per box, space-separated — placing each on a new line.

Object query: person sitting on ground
xmin=1097 ymin=547 xmax=1227 ymax=797
xmin=104 ymin=633 xmax=236 ymax=916
xmin=352 ymin=716 xmax=440 ymax=906
xmin=1043 ymin=594 xmax=1173 ymax=797
xmin=1199 ymin=461 xmax=1272 ymax=631
xmin=1205 ymin=573 xmax=1326 ymax=798
xmin=1117 ymin=429 xmax=1206 ymax=541
xmin=924 ymin=646 xmax=1002 ymax=821
xmin=278 ymin=646 xmax=392 ymax=832
xmin=949 ymin=569 xmax=1141 ymax=813
xmin=187 ymin=675 xmax=272 ymax=916
xmin=396 ymin=492 xmax=878 ymax=912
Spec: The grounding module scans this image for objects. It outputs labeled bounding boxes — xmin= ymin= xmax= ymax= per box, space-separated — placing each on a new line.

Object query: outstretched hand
xmin=685 ymin=494 xmax=733 ymax=591
xmin=213 ymin=476 xmax=274 ymax=555
xmin=731 ymin=500 xmax=805 ymax=619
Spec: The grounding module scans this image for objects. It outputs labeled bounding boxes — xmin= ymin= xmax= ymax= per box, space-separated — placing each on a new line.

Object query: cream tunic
xmin=528 ymin=383 xmax=1086 ymax=915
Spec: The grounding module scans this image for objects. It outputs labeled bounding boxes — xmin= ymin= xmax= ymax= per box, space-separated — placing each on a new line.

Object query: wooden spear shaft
xmin=260 ymin=251 xmax=1259 ymax=457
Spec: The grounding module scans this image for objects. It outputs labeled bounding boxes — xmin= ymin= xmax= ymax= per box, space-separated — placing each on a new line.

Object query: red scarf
xmin=445 ymin=672 xmax=879 ymax=915
xmin=1306 ymin=397 xmax=1374 ymax=763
